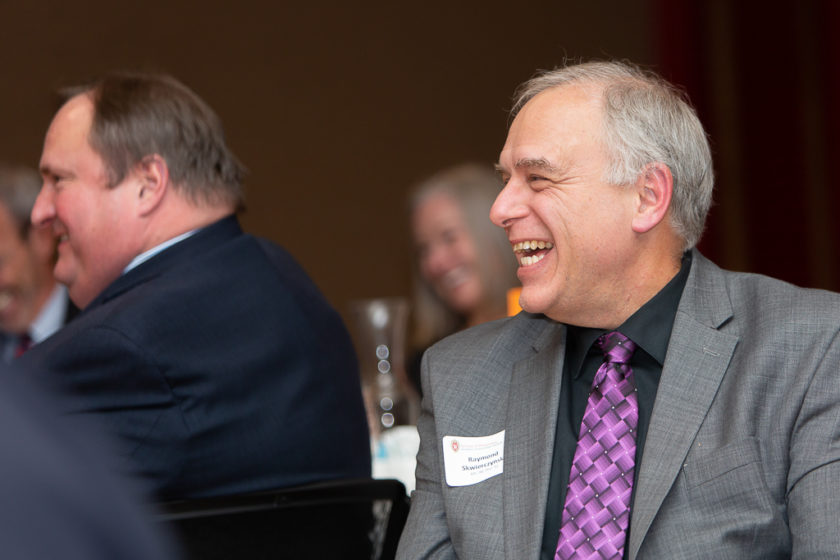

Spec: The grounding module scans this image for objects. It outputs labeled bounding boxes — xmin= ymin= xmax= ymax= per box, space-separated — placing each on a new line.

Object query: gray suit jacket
xmin=397 ymin=251 xmax=840 ymax=559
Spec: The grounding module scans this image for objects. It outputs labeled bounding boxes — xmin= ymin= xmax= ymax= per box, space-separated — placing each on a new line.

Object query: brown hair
xmin=62 ymin=72 xmax=246 ymax=210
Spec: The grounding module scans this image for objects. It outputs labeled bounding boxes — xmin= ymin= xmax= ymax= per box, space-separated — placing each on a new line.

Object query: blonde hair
xmin=409 ymin=163 xmax=518 ymax=349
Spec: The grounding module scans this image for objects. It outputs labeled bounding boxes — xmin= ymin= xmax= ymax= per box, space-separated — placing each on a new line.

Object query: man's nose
xmin=490 ymin=179 xmax=528 ymax=229
xmin=30 ymin=186 xmax=55 ymax=229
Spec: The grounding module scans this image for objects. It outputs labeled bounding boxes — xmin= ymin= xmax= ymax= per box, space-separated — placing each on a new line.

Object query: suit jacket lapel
xmin=504 ymin=318 xmax=566 ymax=559
xmin=627 ymin=251 xmax=739 ymax=559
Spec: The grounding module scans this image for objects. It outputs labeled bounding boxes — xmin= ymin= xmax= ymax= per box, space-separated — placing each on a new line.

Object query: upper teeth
xmin=513 ymin=240 xmax=553 ymax=252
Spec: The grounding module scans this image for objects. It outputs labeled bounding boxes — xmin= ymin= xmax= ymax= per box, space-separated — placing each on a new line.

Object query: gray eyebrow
xmin=513 ymin=157 xmax=559 ymax=173
xmin=494 ymin=158 xmax=561 ymax=174
xmin=493 ymin=158 xmax=558 ymax=173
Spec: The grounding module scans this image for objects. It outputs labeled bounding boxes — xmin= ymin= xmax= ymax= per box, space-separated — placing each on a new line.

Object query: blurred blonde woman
xmin=408 ymin=163 xmax=519 ymax=395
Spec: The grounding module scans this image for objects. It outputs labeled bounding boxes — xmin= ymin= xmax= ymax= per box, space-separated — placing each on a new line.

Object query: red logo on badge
xmin=451 ymin=440 xmax=459 ymax=452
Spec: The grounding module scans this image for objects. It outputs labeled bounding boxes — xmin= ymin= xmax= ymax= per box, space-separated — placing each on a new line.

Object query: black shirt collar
xmin=565 ymin=251 xmax=692 ymax=377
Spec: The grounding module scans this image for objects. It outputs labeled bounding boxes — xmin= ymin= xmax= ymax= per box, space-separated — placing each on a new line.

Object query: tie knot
xmin=597 ymin=331 xmax=636 ymax=365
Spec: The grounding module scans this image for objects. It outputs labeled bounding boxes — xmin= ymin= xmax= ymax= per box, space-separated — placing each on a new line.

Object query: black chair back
xmin=158 ymin=478 xmax=410 ymax=560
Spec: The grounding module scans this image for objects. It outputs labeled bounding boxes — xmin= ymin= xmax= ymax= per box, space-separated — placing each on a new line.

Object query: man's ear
xmin=631 ymin=162 xmax=673 ymax=234
xmin=134 ymin=154 xmax=170 ymax=217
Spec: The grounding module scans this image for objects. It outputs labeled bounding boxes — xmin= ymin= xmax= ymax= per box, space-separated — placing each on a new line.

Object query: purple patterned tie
xmin=555 ymin=331 xmax=638 ymax=559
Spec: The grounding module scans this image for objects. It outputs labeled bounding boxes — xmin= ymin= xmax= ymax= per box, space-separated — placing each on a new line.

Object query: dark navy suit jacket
xmin=21 ymin=215 xmax=371 ymax=500
xmin=0 ymin=365 xmax=175 ymax=559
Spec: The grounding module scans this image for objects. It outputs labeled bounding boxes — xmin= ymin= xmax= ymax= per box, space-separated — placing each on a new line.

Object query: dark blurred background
xmin=1 ymin=0 xmax=837 ymax=318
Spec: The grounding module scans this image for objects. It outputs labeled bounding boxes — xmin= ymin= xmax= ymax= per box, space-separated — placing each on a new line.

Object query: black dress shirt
xmin=539 ymin=253 xmax=692 ymax=559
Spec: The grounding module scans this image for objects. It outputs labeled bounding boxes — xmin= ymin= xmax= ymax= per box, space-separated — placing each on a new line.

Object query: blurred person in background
xmin=408 ymin=163 xmax=519 ymax=395
xmin=0 ymin=164 xmax=76 ymax=362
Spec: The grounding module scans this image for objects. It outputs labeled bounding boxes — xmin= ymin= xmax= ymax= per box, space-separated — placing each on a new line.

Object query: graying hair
xmin=511 ymin=61 xmax=714 ymax=250
xmin=0 ymin=164 xmax=42 ymax=237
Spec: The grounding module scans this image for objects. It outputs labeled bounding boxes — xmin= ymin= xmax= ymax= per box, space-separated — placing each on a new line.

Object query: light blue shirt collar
xmin=29 ymin=283 xmax=69 ymax=343
xmin=122 ymin=229 xmax=198 ymax=275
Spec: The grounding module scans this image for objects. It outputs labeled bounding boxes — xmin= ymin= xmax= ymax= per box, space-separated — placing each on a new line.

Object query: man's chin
xmin=517 ymin=289 xmax=547 ymax=316
xmin=53 ymin=262 xmax=74 ymax=288
xmin=0 ymin=310 xmax=28 ymax=335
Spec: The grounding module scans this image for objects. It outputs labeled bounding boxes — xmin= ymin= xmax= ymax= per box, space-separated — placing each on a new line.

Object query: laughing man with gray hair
xmin=397 ymin=60 xmax=840 ymax=559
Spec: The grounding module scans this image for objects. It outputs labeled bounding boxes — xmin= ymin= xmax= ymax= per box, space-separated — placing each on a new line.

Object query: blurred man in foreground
xmin=397 ymin=61 xmax=840 ymax=558
xmin=0 ymin=363 xmax=174 ymax=558
xmin=21 ymin=73 xmax=370 ymax=500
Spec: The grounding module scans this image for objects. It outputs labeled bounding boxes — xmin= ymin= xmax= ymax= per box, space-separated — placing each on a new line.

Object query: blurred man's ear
xmin=135 ymin=154 xmax=170 ymax=217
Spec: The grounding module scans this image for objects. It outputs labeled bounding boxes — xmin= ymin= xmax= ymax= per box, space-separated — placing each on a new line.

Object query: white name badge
xmin=442 ymin=430 xmax=505 ymax=487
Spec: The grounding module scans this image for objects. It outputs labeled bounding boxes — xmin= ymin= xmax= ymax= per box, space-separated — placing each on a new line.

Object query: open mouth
xmin=439 ymin=266 xmax=471 ymax=290
xmin=513 ymin=240 xmax=554 ymax=266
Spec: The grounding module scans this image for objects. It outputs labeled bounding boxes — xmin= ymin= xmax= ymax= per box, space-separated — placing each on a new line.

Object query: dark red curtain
xmin=654 ymin=0 xmax=840 ymax=290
